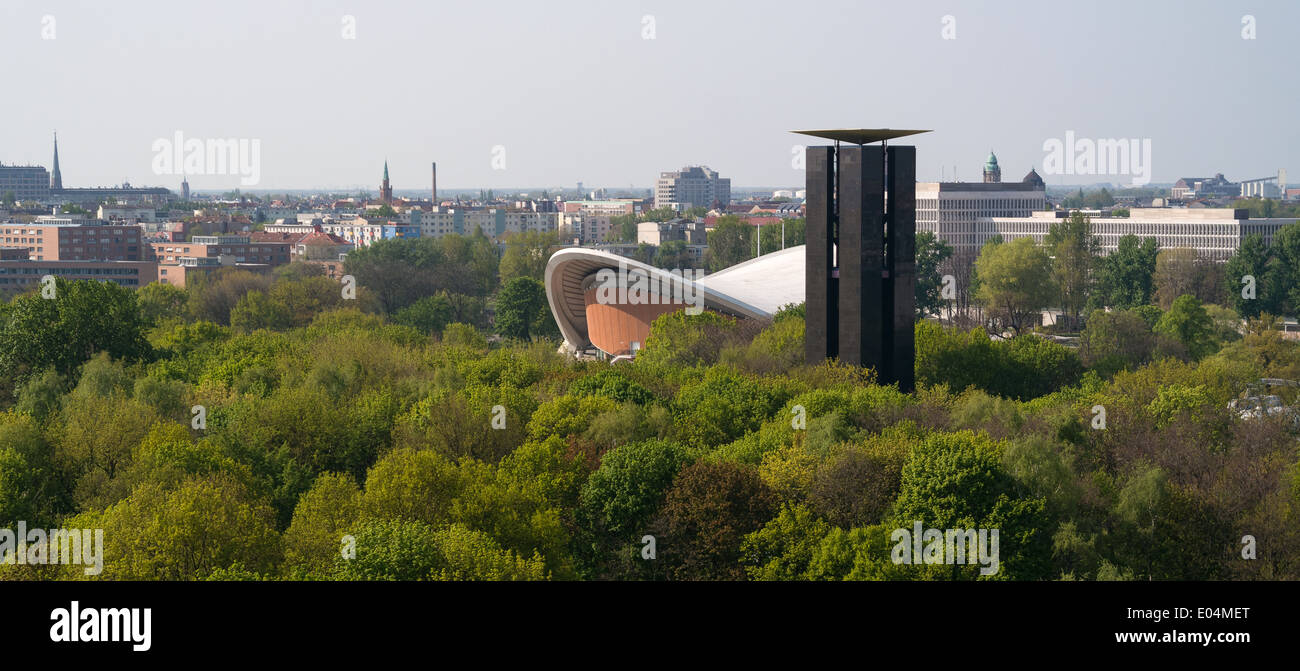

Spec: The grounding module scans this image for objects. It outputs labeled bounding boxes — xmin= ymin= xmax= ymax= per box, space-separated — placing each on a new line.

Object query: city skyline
xmin=3 ymin=0 xmax=1297 ymax=190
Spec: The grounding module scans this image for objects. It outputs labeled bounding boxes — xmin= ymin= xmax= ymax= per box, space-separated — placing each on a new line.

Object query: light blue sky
xmin=3 ymin=0 xmax=1295 ymax=191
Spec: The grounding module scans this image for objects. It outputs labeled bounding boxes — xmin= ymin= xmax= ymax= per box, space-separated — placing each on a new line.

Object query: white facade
xmin=558 ymin=212 xmax=615 ymax=244
xmin=915 ymin=181 xmax=1048 ymax=255
xmin=654 ymin=165 xmax=731 ymax=210
xmin=985 ymin=208 xmax=1297 ymax=260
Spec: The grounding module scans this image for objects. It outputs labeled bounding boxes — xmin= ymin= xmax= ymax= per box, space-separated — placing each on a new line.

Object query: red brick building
xmin=0 ymin=222 xmax=143 ymax=261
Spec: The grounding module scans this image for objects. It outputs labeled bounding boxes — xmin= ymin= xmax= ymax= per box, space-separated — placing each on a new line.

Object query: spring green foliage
xmin=1 ymin=231 xmax=1298 ymax=582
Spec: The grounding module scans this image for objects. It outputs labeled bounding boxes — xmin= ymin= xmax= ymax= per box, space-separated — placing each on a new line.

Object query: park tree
xmin=578 ymin=439 xmax=688 ymax=539
xmin=807 ymin=449 xmax=901 ymax=528
xmin=706 ymin=216 xmax=754 ymax=271
xmin=1079 ymin=309 xmax=1157 ymax=375
xmin=344 ymin=234 xmax=497 ymax=314
xmin=1154 ymin=294 xmax=1217 ymax=360
xmin=72 ymin=473 xmax=281 ymax=580
xmin=1091 ymin=234 xmax=1159 ymax=310
xmin=135 ymin=282 xmax=189 ymax=326
xmin=392 ymin=293 xmax=454 ymax=334
xmin=1153 ymin=248 xmax=1222 ymax=310
xmin=0 ymin=278 xmax=152 ymax=386
xmin=1225 ymin=233 xmax=1271 ymax=318
xmin=654 ymin=461 xmax=776 ymax=580
xmin=187 ymin=269 xmax=273 ymax=325
xmin=653 ymin=240 xmax=694 ymax=269
xmin=1045 ymin=211 xmax=1100 ymax=330
xmin=495 ymin=277 xmax=557 ymax=341
xmin=499 ymin=230 xmax=557 ymax=283
xmin=1266 ymin=222 xmax=1300 ymax=316
xmin=893 ymin=431 xmax=1053 ymax=580
xmin=973 ymin=236 xmax=1056 ymax=334
xmin=283 ymin=472 xmax=362 ymax=577
xmin=915 ymin=231 xmax=954 ymax=319
xmin=758 ymin=217 xmax=805 ymax=252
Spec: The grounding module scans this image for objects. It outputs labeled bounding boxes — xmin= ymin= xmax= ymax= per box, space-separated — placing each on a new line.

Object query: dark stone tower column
xmin=804 ymin=146 xmax=836 ymax=362
xmin=885 ymin=146 xmax=916 ymax=392
xmin=803 ymin=138 xmax=918 ymax=392
xmin=836 ymin=146 xmax=885 ymax=370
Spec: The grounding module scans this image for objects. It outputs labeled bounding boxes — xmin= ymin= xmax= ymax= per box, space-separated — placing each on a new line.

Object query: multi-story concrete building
xmin=1171 ymin=174 xmax=1238 ymax=200
xmin=0 ymin=165 xmax=51 ymax=202
xmin=409 ymin=209 xmax=557 ymax=243
xmin=915 ymin=169 xmax=1049 ymax=257
xmin=654 ymin=165 xmax=731 ymax=211
xmin=0 ymin=247 xmax=157 ymax=290
xmin=318 ymin=218 xmax=420 ymax=248
xmin=156 ymin=256 xmax=272 ymax=288
xmin=563 ymin=200 xmax=639 ymax=217
xmin=148 ymin=235 xmax=290 ymax=266
xmin=985 ymin=208 xmax=1298 ymax=261
xmin=636 ymin=219 xmax=707 ymax=246
xmin=97 ymin=205 xmax=158 ymax=223
xmin=322 ymin=210 xmax=558 ymax=247
xmin=0 ymin=220 xmax=144 ymax=261
xmin=558 ymin=212 xmax=616 ymax=245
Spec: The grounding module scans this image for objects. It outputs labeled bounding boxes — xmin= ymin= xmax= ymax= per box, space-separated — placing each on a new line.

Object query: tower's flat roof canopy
xmin=791 ymin=128 xmax=931 ymax=144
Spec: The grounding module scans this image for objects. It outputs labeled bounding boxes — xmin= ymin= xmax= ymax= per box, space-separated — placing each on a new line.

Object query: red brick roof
xmin=298 ymin=230 xmax=351 ymax=246
xmin=249 ymin=231 xmax=304 ymax=243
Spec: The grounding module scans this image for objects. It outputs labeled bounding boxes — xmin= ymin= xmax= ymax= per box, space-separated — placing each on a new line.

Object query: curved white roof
xmin=698 ymin=245 xmax=804 ymax=314
xmin=543 ymin=245 xmax=806 ymax=351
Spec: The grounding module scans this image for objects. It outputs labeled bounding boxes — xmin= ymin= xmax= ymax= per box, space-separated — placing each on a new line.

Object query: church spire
xmin=380 ymin=159 xmax=393 ymax=205
xmin=51 ymin=131 xmax=63 ymax=190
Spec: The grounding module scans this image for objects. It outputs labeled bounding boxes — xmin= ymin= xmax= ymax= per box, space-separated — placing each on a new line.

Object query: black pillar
xmin=885 ymin=146 xmax=916 ymax=392
xmin=805 ymin=146 xmax=836 ymax=362
xmin=805 ymin=142 xmax=916 ymax=392
xmin=836 ymin=146 xmax=884 ymax=370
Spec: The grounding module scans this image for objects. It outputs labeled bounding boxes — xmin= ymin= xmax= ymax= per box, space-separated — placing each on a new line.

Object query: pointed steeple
xmin=380 ymin=159 xmax=393 ymax=205
xmin=50 ymin=131 xmax=63 ymax=190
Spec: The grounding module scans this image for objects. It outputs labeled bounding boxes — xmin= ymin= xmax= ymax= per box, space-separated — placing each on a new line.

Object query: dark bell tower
xmin=380 ymin=160 xmax=393 ymax=205
xmin=796 ymin=128 xmax=927 ymax=392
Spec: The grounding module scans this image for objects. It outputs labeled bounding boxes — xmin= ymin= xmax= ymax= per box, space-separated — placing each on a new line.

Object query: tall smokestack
xmin=431 ymin=162 xmax=438 ymax=207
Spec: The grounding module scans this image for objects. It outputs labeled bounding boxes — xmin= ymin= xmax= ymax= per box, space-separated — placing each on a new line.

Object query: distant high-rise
xmin=380 ymin=160 xmax=393 ymax=205
xmin=182 ymin=176 xmax=190 ymax=201
xmin=654 ymin=165 xmax=730 ymax=211
xmin=50 ymin=132 xmax=63 ymax=190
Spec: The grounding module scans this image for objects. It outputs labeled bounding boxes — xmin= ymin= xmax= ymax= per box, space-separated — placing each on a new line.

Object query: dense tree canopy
xmin=1 ymin=221 xmax=1299 ymax=583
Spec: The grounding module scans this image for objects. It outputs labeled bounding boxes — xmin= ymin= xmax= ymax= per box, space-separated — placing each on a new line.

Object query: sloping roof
xmin=298 ymin=230 xmax=351 ymax=246
xmin=543 ymin=246 xmax=805 ymax=350
xmin=249 ymin=231 xmax=304 ymax=244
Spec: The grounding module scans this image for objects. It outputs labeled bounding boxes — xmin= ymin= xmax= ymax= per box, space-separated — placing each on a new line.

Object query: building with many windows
xmin=0 ymin=165 xmax=51 ymax=201
xmin=0 ymin=220 xmax=143 ymax=261
xmin=984 ymin=208 xmax=1298 ymax=261
xmin=0 ymin=247 xmax=157 ymax=290
xmin=654 ymin=165 xmax=731 ymax=211
xmin=148 ymin=235 xmax=291 ymax=266
xmin=915 ymin=170 xmax=1048 ymax=256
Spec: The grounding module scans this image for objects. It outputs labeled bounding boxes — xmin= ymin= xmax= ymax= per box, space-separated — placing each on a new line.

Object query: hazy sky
xmin=3 ymin=0 xmax=1296 ymax=191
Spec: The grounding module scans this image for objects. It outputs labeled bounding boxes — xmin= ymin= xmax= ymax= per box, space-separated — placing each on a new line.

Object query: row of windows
xmin=0 ymin=267 xmax=141 ymax=275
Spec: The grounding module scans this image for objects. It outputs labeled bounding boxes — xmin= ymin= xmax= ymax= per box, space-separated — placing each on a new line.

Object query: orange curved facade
xmin=582 ymin=288 xmax=688 ymax=355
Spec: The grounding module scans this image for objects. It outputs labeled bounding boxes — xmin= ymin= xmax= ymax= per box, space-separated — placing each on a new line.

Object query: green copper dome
xmin=984 ymin=151 xmax=999 ymax=170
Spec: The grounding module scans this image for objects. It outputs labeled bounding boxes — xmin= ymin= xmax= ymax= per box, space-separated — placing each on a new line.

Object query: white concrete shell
xmin=543 ymin=245 xmax=805 ymax=354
